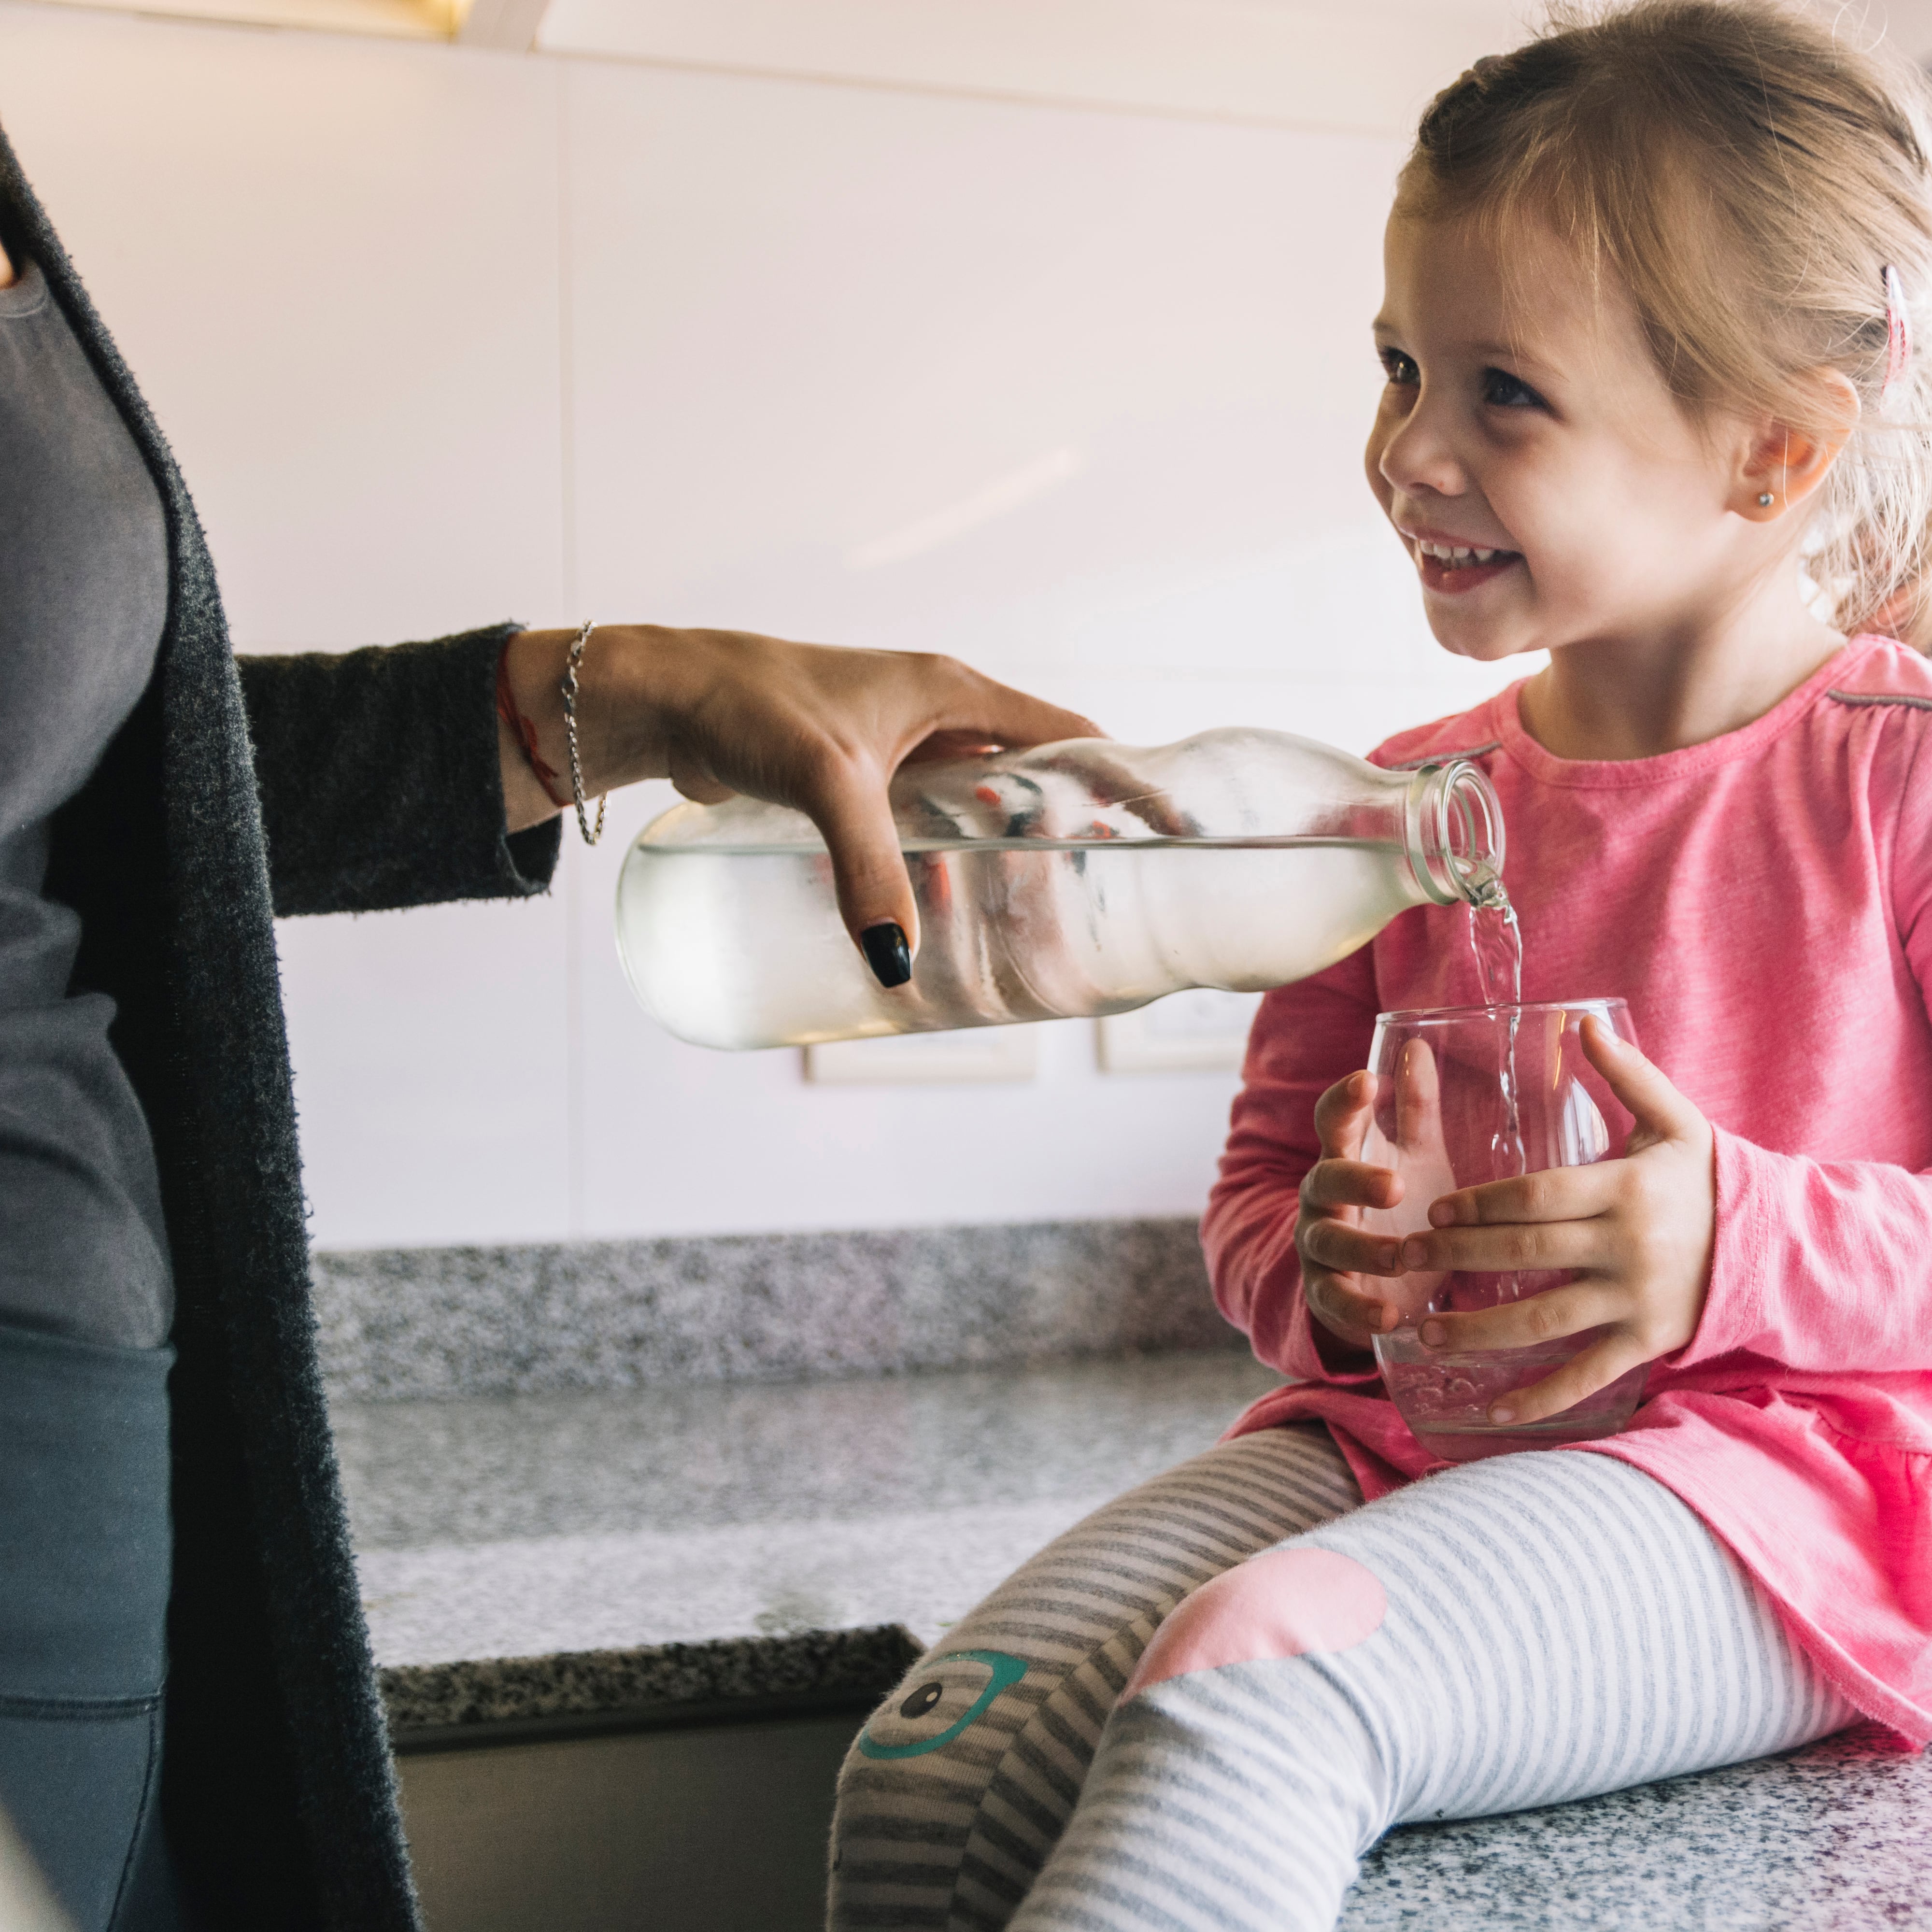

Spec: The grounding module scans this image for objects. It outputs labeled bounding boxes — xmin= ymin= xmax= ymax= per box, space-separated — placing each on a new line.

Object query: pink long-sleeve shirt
xmin=1206 ymin=635 xmax=1932 ymax=1745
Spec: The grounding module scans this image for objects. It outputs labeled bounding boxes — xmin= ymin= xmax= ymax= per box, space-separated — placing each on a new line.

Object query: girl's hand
xmin=1396 ymin=1018 xmax=1715 ymax=1425
xmin=1297 ymin=1070 xmax=1408 ymax=1353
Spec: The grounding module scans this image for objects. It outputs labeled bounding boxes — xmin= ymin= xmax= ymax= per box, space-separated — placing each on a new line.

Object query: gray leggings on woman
xmin=0 ymin=1327 xmax=183 ymax=1932
xmin=827 ymin=1426 xmax=1854 ymax=1932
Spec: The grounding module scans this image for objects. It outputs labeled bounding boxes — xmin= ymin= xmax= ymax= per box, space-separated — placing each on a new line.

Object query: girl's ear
xmin=1735 ymin=369 xmax=1860 ymax=522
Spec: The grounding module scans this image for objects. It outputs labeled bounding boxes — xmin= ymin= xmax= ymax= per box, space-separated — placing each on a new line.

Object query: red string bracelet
xmin=496 ymin=637 xmax=570 ymax=811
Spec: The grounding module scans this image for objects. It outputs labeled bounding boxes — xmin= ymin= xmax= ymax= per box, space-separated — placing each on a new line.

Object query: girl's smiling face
xmin=1365 ymin=213 xmax=1762 ymax=665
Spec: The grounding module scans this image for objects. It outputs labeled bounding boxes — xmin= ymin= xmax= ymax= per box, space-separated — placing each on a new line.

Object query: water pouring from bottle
xmin=1465 ymin=863 xmax=1527 ymax=1179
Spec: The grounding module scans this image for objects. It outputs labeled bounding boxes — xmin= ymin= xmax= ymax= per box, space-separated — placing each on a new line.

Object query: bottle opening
xmin=1405 ymin=759 xmax=1506 ymax=906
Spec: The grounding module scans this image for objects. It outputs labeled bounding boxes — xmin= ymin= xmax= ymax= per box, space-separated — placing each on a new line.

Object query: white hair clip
xmin=1883 ymin=264 xmax=1913 ymax=414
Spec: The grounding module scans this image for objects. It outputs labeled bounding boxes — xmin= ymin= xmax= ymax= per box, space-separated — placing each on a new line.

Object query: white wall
xmin=535 ymin=0 xmax=1528 ymax=128
xmin=0 ymin=0 xmax=1525 ymax=1249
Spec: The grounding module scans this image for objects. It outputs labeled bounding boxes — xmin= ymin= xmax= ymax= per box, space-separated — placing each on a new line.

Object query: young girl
xmin=827 ymin=5 xmax=1932 ymax=1926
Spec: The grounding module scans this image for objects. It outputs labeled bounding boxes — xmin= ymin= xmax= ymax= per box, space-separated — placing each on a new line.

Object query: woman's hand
xmin=1297 ymin=1069 xmax=1410 ymax=1356
xmin=499 ymin=624 xmax=1099 ymax=984
xmin=1396 ymin=1018 xmax=1716 ymax=1424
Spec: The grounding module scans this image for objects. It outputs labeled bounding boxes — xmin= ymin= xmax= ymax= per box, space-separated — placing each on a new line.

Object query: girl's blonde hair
xmin=1397 ymin=0 xmax=1932 ymax=637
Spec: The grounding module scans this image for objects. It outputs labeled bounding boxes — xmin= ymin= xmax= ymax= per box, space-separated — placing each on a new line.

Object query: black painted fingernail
xmin=862 ymin=922 xmax=913 ymax=989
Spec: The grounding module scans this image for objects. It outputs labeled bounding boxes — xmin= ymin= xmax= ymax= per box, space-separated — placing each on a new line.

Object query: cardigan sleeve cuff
xmin=239 ymin=624 xmax=563 ymax=918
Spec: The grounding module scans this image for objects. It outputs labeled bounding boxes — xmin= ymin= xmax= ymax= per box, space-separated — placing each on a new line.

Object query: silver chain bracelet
xmin=561 ymin=618 xmax=606 ymax=847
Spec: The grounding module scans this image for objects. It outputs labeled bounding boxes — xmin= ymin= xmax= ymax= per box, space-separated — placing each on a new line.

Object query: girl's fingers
xmin=1312 ymin=1071 xmax=1378 ymax=1160
xmin=1416 ymin=1280 xmax=1626 ymax=1355
xmin=1302 ymin=1158 xmax=1403 ymax=1213
xmin=1483 ymin=1326 xmax=1651 ymax=1428
xmin=1394 ymin=1037 xmax=1444 ymax=1148
xmin=1400 ymin=1214 xmax=1608 ymax=1278
xmin=1302 ymin=1216 xmax=1406 ymax=1278
xmin=1579 ymin=1015 xmax=1705 ymax=1147
xmin=1426 ymin=1162 xmax=1619 ymax=1229
xmin=1306 ymin=1269 xmax=1400 ymax=1339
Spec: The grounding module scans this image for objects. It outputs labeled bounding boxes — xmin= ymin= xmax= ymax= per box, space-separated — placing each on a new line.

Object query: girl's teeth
xmin=1419 ymin=541 xmax=1501 ymax=566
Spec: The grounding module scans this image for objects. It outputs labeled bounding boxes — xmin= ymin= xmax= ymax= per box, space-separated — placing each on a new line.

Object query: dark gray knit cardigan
xmin=1 ymin=130 xmax=562 ymax=1927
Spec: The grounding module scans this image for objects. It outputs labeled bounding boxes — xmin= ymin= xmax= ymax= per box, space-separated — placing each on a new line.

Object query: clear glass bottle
xmin=615 ymin=727 xmax=1505 ymax=1051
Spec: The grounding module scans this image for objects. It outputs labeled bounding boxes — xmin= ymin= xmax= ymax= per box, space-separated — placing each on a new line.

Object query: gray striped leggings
xmin=826 ymin=1425 xmax=1854 ymax=1931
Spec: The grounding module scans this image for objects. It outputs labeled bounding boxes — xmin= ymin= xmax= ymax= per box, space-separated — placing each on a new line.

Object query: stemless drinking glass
xmin=1362 ymin=998 xmax=1649 ymax=1461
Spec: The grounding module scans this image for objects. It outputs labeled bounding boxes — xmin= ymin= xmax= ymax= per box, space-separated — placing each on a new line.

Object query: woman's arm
xmin=242 ymin=621 xmax=1098 ymax=939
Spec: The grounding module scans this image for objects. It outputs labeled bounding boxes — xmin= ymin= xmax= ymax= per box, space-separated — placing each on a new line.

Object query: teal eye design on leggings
xmin=858 ymin=1649 xmax=1027 ymax=1760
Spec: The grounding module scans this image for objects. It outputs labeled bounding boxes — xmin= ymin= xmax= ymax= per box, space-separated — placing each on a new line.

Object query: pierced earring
xmin=1758 ymin=492 xmax=1775 ymax=507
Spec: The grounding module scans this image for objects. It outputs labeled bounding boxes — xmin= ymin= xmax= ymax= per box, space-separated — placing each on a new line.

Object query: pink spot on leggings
xmin=1122 ymin=1548 xmax=1387 ymax=1702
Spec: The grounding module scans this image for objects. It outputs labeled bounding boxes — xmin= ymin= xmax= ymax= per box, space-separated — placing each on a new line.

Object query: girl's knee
xmin=827 ymin=1646 xmax=1040 ymax=1928
xmin=854 ymin=1647 xmax=1032 ymax=1764
xmin=1122 ymin=1545 xmax=1388 ymax=1703
xmin=1094 ymin=1543 xmax=1404 ymax=1860
xmin=829 ymin=1611 xmax=1171 ymax=1930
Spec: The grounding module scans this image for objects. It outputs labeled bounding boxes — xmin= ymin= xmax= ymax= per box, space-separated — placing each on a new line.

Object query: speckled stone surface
xmin=381 ymin=1626 xmax=921 ymax=1733
xmin=1339 ymin=1723 xmax=1932 ymax=1930
xmin=314 ymin=1217 xmax=1233 ymax=1401
xmin=358 ymin=1495 xmax=1127 ymax=1670
xmin=333 ymin=1352 xmax=1280 ymax=1551
xmin=339 ymin=1347 xmax=1932 ymax=1920
xmin=339 ymin=1353 xmax=1282 ymax=1711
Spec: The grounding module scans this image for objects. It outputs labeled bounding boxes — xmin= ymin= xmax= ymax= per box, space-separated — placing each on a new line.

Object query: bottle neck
xmin=1403 ymin=760 xmax=1506 ymax=906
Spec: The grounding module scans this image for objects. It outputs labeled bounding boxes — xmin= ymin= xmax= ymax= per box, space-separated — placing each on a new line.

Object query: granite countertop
xmin=1340 ymin=1723 xmax=1932 ymax=1931
xmin=333 ymin=1345 xmax=1932 ymax=1928
xmin=334 ymin=1350 xmax=1281 ymax=1731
